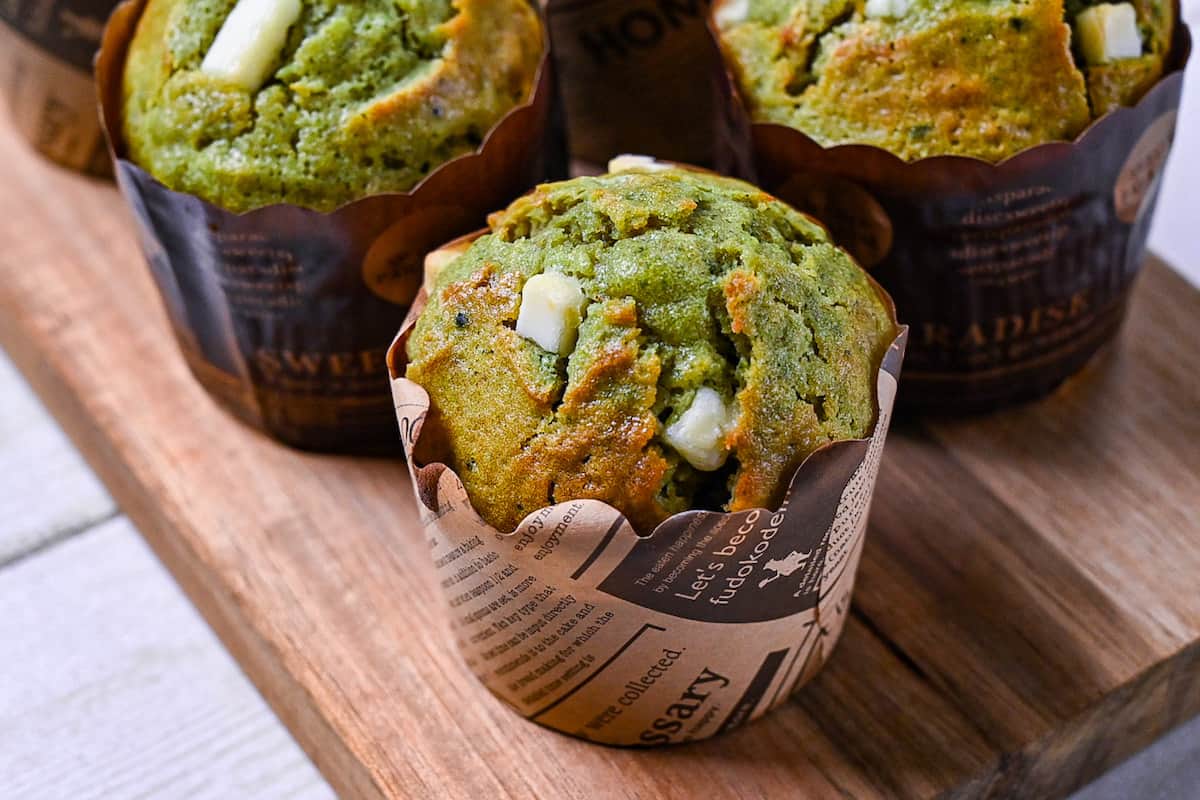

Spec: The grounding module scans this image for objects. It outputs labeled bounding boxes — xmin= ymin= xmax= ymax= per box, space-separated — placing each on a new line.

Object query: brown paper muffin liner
xmin=541 ymin=0 xmax=746 ymax=169
xmin=714 ymin=17 xmax=1192 ymax=412
xmin=386 ymin=234 xmax=908 ymax=746
xmin=1 ymin=0 xmax=117 ymax=175
xmin=96 ymin=0 xmax=565 ymax=453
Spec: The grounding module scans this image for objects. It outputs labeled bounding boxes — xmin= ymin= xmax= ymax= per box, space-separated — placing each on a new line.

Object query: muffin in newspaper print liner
xmin=403 ymin=163 xmax=898 ymax=534
xmin=387 ymin=160 xmax=908 ymax=746
xmin=710 ymin=1 xmax=1191 ymax=410
xmin=96 ymin=0 xmax=563 ymax=452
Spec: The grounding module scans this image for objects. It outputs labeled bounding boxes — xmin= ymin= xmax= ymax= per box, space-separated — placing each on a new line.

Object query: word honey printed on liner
xmin=0 ymin=0 xmax=116 ymax=174
xmin=391 ymin=332 xmax=905 ymax=746
xmin=543 ymin=0 xmax=723 ymax=167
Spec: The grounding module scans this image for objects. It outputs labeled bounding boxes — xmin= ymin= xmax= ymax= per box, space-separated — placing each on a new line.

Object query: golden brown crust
xmin=717 ymin=0 xmax=1175 ymax=161
xmin=123 ymin=0 xmax=543 ymax=210
xmin=406 ymin=169 xmax=896 ymax=534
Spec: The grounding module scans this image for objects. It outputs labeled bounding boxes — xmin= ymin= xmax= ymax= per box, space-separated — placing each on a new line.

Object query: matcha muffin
xmin=122 ymin=0 xmax=543 ymax=211
xmin=714 ymin=0 xmax=1175 ymax=162
xmin=405 ymin=164 xmax=896 ymax=534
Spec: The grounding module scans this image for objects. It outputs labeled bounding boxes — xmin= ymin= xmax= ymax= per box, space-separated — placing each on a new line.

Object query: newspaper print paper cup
xmin=95 ymin=0 xmax=565 ymax=452
xmin=386 ymin=233 xmax=908 ymax=746
xmin=711 ymin=12 xmax=1192 ymax=411
xmin=1 ymin=0 xmax=117 ymax=174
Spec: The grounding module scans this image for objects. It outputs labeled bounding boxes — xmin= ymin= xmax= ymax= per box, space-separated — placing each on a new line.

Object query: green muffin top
xmin=714 ymin=0 xmax=1175 ymax=162
xmin=405 ymin=162 xmax=896 ymax=534
xmin=122 ymin=0 xmax=543 ymax=212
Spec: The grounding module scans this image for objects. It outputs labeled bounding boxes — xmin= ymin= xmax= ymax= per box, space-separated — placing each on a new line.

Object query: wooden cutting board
xmin=1 ymin=115 xmax=1198 ymax=800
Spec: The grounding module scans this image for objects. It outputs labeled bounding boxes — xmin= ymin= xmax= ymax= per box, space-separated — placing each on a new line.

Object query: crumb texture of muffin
xmin=405 ymin=167 xmax=896 ymax=535
xmin=715 ymin=0 xmax=1174 ymax=161
xmin=122 ymin=0 xmax=543 ymax=211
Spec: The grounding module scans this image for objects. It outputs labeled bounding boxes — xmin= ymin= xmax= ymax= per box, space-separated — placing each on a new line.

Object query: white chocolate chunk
xmin=665 ymin=388 xmax=735 ymax=472
xmin=865 ymin=0 xmax=911 ymax=19
xmin=1076 ymin=4 xmax=1143 ymax=65
xmin=200 ymin=0 xmax=302 ymax=91
xmin=608 ymin=154 xmax=673 ymax=173
xmin=714 ymin=0 xmax=750 ymax=28
xmin=516 ymin=273 xmax=586 ymax=356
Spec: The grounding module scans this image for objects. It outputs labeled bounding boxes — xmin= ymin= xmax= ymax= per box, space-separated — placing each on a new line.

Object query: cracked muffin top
xmin=122 ymin=0 xmax=542 ymax=212
xmin=405 ymin=164 xmax=896 ymax=535
xmin=714 ymin=0 xmax=1175 ymax=162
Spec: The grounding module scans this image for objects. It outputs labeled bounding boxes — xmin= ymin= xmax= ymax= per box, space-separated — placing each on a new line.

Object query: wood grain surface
xmin=1 ymin=116 xmax=1197 ymax=800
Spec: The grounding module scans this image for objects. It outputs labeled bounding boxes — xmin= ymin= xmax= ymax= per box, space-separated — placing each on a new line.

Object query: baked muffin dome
xmin=714 ymin=0 xmax=1174 ymax=162
xmin=122 ymin=0 xmax=543 ymax=212
xmin=405 ymin=165 xmax=896 ymax=534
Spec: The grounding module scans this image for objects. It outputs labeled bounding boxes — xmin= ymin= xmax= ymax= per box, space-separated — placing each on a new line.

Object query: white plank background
xmin=0 ymin=351 xmax=115 ymax=566
xmin=1 ymin=6 xmax=1198 ymax=794
xmin=0 ymin=517 xmax=334 ymax=800
xmin=1147 ymin=0 xmax=1200 ymax=275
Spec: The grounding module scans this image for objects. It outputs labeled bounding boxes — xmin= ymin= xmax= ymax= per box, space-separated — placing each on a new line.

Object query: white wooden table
xmin=3 ymin=9 xmax=1199 ymax=793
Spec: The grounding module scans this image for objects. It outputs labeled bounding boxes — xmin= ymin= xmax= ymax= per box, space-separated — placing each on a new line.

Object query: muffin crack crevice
xmin=407 ymin=168 xmax=895 ymax=534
